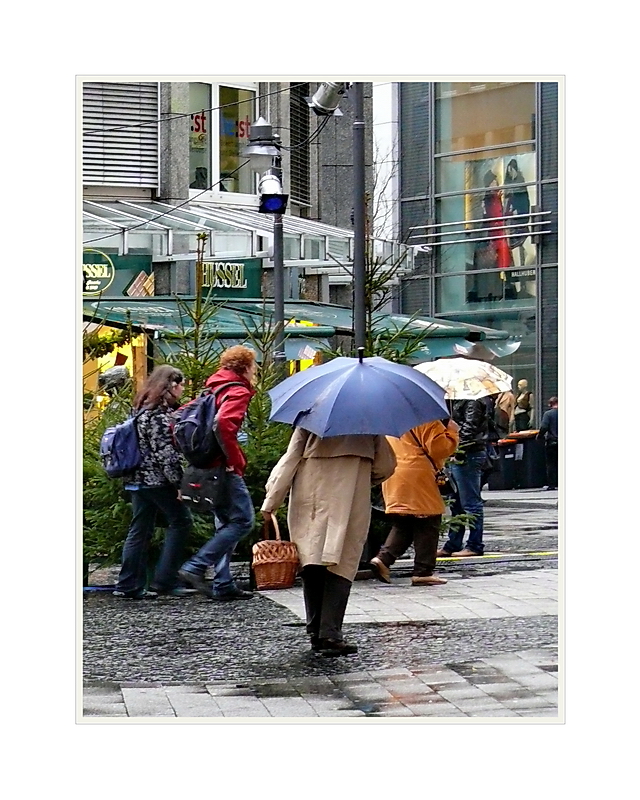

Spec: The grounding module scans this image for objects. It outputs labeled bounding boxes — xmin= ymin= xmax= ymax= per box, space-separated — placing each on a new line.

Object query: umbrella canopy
xmin=414 ymin=358 xmax=513 ymax=400
xmin=268 ymin=355 xmax=448 ymax=438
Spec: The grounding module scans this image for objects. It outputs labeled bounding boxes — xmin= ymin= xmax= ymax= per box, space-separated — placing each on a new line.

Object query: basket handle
xmin=262 ymin=514 xmax=281 ymax=541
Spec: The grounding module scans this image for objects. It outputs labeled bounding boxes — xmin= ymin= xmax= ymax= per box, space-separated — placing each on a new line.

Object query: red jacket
xmin=205 ymin=367 xmax=255 ymax=476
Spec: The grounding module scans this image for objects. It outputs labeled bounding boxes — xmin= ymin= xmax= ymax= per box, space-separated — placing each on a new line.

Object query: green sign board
xmin=200 ymin=257 xmax=262 ymax=298
xmin=83 ymin=250 xmax=152 ymax=297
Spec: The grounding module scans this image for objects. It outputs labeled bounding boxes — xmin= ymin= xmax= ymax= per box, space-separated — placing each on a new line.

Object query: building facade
xmin=374 ymin=80 xmax=560 ymax=423
xmin=82 ymin=79 xmax=379 ymax=307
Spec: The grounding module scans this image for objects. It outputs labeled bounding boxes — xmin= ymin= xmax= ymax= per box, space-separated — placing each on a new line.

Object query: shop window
xmin=434 ymin=153 xmax=538 ymax=276
xmin=435 ymin=144 xmax=535 ymax=194
xmin=189 ymin=83 xmax=212 ymax=190
xmin=219 ymin=86 xmax=255 ymax=194
xmin=435 ymin=82 xmax=535 ymax=154
xmin=436 ymin=271 xmax=536 ymax=315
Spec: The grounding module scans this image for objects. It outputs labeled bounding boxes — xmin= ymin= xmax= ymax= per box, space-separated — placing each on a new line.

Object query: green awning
xmin=222 ymin=299 xmax=510 ymax=341
xmin=83 ymin=296 xmax=518 ymax=361
xmin=83 ymin=298 xmax=336 ymax=339
xmin=156 ymin=335 xmax=330 ymax=363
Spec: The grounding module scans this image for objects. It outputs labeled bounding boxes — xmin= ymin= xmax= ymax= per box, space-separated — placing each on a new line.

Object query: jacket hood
xmin=205 ymin=367 xmax=255 ymax=394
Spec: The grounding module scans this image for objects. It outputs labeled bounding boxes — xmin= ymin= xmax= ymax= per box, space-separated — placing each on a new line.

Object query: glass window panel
xmin=283 ymin=235 xmax=301 ymax=260
xmin=303 ymin=237 xmax=325 ymax=260
xmin=436 ymin=144 xmax=535 ymax=194
xmin=128 ymin=231 xmax=168 ymax=257
xmin=219 ymin=86 xmax=255 ymax=194
xmin=212 ymin=231 xmax=252 ymax=258
xmin=435 ymin=163 xmax=537 ymax=275
xmin=327 ymin=236 xmax=350 ymax=260
xmin=436 ymin=271 xmax=536 ymax=315
xmin=435 ymin=82 xmax=535 ymax=153
xmin=189 ymin=83 xmax=212 ymax=189
xmin=83 ymin=232 xmax=121 ymax=250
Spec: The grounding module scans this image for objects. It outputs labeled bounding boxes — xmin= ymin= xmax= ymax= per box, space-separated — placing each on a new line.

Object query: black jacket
xmin=449 ymin=399 xmax=489 ymax=454
xmin=537 ymin=407 xmax=558 ymax=442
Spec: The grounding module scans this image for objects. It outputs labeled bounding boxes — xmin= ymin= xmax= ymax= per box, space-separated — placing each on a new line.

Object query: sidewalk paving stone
xmin=83 ymin=489 xmax=560 ymax=720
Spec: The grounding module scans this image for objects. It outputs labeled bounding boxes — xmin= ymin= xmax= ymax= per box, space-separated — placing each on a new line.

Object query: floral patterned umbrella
xmin=414 ymin=358 xmax=513 ymax=400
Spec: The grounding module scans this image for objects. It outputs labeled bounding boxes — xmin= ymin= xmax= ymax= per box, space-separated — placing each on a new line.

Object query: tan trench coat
xmin=382 ymin=420 xmax=459 ymax=517
xmin=261 ymin=428 xmax=396 ymax=581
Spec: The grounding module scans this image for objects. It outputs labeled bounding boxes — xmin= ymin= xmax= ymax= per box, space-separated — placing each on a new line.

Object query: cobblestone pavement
xmin=82 ymin=488 xmax=560 ymax=721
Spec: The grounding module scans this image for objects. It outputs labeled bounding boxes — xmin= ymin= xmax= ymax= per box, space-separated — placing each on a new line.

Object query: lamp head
xmin=307 ymin=82 xmax=349 ymax=116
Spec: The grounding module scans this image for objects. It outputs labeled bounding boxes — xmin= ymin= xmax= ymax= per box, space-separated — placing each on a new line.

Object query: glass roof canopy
xmin=82 ymin=200 xmax=414 ymax=272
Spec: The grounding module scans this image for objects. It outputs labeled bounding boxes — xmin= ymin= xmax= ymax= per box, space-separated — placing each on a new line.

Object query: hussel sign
xmin=202 ymin=261 xmax=248 ymax=289
xmin=200 ymin=258 xmax=262 ymax=297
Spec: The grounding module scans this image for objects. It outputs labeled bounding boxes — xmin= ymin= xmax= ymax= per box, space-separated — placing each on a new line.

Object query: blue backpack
xmin=172 ymin=382 xmax=244 ymax=468
xmin=100 ymin=412 xmax=143 ymax=478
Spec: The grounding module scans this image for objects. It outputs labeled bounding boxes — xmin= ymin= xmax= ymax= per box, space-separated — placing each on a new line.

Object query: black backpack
xmin=172 ymin=382 xmax=245 ymax=468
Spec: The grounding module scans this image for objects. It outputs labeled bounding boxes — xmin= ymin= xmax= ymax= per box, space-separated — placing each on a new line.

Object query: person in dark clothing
xmin=481 ymin=394 xmax=499 ymax=489
xmin=537 ymin=396 xmax=558 ymax=490
xmin=437 ymin=397 xmax=489 ymax=557
xmin=113 ymin=365 xmax=193 ymax=599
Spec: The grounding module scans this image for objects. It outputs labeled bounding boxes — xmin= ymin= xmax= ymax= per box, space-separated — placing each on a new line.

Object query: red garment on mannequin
xmin=484 ymin=191 xmax=512 ymax=269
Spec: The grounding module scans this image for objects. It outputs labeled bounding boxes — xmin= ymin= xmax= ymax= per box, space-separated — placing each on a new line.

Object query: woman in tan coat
xmin=261 ymin=427 xmax=396 ymax=656
xmin=370 ymin=418 xmax=459 ymax=586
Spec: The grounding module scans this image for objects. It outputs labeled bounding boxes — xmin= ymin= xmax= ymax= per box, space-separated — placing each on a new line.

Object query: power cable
xmin=279 ymin=113 xmax=332 ymax=151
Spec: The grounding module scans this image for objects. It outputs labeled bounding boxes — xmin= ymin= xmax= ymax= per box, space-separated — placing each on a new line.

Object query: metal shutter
xmin=289 ymin=83 xmax=311 ymax=205
xmin=83 ymin=82 xmax=159 ymax=188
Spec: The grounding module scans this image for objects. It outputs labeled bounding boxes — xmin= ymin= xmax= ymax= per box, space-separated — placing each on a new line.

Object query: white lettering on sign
xmin=202 ymin=262 xmax=248 ymax=290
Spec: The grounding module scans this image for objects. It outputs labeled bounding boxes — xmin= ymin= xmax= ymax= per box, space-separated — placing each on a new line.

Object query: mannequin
xmin=513 ymin=379 xmax=533 ymax=431
xmin=494 ymin=390 xmax=516 ymax=439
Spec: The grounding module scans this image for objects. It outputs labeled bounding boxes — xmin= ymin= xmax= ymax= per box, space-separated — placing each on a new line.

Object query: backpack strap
xmin=208 ymin=381 xmax=247 ymax=410
xmin=408 ymin=429 xmax=440 ymax=474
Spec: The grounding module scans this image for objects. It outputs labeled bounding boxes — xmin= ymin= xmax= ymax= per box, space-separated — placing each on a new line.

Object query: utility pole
xmin=272 ymin=156 xmax=286 ymax=372
xmin=352 ymin=83 xmax=366 ymax=353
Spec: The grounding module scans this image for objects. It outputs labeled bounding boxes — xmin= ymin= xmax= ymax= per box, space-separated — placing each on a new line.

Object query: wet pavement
xmin=82 ymin=488 xmax=560 ymax=720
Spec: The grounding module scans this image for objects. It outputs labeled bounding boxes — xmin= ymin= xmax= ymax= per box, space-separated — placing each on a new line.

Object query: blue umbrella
xmin=268 ymin=352 xmax=448 ymax=438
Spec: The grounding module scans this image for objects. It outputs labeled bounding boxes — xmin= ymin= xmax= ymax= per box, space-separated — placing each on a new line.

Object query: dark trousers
xmin=300 ymin=565 xmax=353 ymax=642
xmin=545 ymin=440 xmax=558 ymax=488
xmin=116 ymin=487 xmax=192 ymax=593
xmin=377 ymin=514 xmax=442 ymax=577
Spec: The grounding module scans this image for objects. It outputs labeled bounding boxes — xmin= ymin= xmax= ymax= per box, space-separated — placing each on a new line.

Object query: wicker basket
xmin=252 ymin=516 xmax=299 ymax=590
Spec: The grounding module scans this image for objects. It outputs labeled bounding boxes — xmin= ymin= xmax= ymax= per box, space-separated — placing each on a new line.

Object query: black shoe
xmin=212 ymin=586 xmax=254 ymax=601
xmin=178 ymin=569 xmax=214 ymax=598
xmin=150 ymin=586 xmax=196 ymax=597
xmin=317 ymin=638 xmax=358 ymax=657
xmin=310 ymin=635 xmax=322 ymax=651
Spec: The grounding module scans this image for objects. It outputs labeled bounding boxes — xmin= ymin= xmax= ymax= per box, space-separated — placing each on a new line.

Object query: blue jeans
xmin=181 ymin=472 xmax=255 ymax=593
xmin=443 ymin=449 xmax=486 ymax=555
xmin=116 ymin=486 xmax=192 ymax=593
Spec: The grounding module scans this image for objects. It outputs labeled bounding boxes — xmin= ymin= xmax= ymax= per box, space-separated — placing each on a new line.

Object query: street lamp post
xmin=243 ymin=118 xmax=288 ymax=372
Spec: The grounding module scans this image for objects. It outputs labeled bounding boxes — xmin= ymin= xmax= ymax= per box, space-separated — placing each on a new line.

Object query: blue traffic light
xmin=259 ymin=194 xmax=289 ymax=214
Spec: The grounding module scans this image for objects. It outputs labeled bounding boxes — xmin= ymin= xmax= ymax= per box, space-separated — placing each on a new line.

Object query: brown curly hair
xmin=219 ymin=345 xmax=256 ymax=375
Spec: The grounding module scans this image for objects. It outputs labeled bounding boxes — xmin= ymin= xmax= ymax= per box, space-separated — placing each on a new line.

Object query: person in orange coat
xmin=369 ymin=418 xmax=459 ymax=586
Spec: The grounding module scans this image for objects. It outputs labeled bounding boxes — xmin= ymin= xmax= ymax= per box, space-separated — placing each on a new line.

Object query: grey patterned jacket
xmin=128 ymin=403 xmax=183 ymax=488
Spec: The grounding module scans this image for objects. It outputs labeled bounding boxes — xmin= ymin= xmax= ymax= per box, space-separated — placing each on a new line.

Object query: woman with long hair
xmin=113 ymin=365 xmax=193 ymax=599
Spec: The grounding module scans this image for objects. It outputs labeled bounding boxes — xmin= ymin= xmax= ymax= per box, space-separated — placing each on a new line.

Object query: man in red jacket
xmin=179 ymin=346 xmax=257 ymax=600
